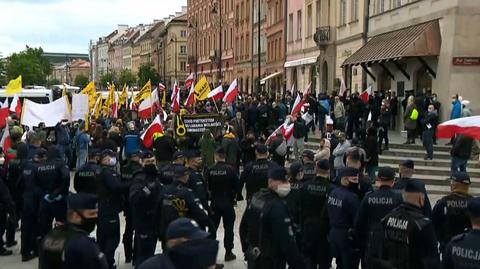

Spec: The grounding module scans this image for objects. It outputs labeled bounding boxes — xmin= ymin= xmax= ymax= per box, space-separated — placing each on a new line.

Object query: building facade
xmin=264 ymin=0 xmax=286 ymax=95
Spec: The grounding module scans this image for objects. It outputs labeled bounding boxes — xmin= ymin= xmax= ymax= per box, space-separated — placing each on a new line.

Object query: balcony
xmin=314 ymin=26 xmax=331 ymax=48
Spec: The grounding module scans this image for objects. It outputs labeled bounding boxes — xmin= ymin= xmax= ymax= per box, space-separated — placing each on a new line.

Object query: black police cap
xmin=468 ymin=197 xmax=480 ymax=218
xmin=316 ymin=159 xmax=330 ymax=171
xmin=166 ymin=217 xmax=210 ymax=240
xmin=451 ymin=171 xmax=471 ymax=185
xmin=142 ymin=151 xmax=155 ymax=159
xmin=302 ymin=150 xmax=315 ymax=160
xmin=88 ymin=148 xmax=101 ymax=157
xmin=337 ymin=167 xmax=359 ymax=178
xmin=400 ymin=159 xmax=414 ymax=169
xmin=34 ymin=148 xmax=47 ymax=158
xmin=268 ymin=166 xmax=288 ymax=181
xmin=289 ymin=162 xmax=303 ymax=176
xmin=128 ymin=150 xmax=141 ymax=159
xmin=172 ymin=151 xmax=185 ymax=160
xmin=67 ymin=193 xmax=98 ymax=210
xmin=255 ymin=144 xmax=268 ymax=154
xmin=404 ymin=180 xmax=424 ymax=193
xmin=100 ymin=149 xmax=116 ymax=158
xmin=215 ymin=147 xmax=225 ymax=155
xmin=378 ymin=166 xmax=396 ymax=180
xmin=186 ymin=150 xmax=201 ymax=159
xmin=174 ymin=165 xmax=188 ymax=177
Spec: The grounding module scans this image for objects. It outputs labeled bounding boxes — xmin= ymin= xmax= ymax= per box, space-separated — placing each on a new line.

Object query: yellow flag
xmin=161 ymin=88 xmax=167 ymax=108
xmin=62 ymin=85 xmax=68 ymax=97
xmin=94 ymin=96 xmax=103 ymax=119
xmin=135 ymin=80 xmax=152 ymax=104
xmin=194 ymin=76 xmax=211 ymax=101
xmin=119 ymin=83 xmax=128 ymax=107
xmin=6 ymin=75 xmax=22 ymax=95
xmin=84 ymin=113 xmax=89 ymax=131
xmin=80 ymin=81 xmax=97 ymax=110
xmin=106 ymin=83 xmax=116 ymax=107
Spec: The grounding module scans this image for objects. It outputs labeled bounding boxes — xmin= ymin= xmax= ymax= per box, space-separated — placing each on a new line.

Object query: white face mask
xmin=275 ymin=183 xmax=291 ymax=198
xmin=109 ymin=157 xmax=117 ymax=166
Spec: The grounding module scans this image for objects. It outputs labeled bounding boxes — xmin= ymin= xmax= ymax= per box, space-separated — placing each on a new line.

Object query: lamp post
xmin=211 ymin=0 xmax=222 ymax=84
xmin=188 ymin=20 xmax=198 ymax=80
xmin=170 ymin=36 xmax=178 ymax=83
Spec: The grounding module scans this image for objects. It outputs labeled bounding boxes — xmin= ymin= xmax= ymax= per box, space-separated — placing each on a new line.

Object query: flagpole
xmin=212 ymin=98 xmax=220 ymax=113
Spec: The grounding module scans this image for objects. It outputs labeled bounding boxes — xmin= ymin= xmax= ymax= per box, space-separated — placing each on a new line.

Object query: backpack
xmin=410 ymin=108 xmax=418 ymax=120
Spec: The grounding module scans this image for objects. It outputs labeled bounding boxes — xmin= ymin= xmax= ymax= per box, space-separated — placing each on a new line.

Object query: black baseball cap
xmin=400 ymin=159 xmax=414 ymax=169
xmin=67 ymin=193 xmax=98 ymax=210
xmin=255 ymin=144 xmax=268 ymax=154
xmin=377 ymin=166 xmax=396 ymax=181
xmin=88 ymin=148 xmax=101 ymax=158
xmin=268 ymin=166 xmax=288 ymax=181
xmin=100 ymin=149 xmax=116 ymax=158
xmin=289 ymin=162 xmax=303 ymax=176
xmin=337 ymin=167 xmax=359 ymax=178
xmin=302 ymin=150 xmax=315 ymax=161
xmin=404 ymin=180 xmax=424 ymax=193
xmin=142 ymin=151 xmax=155 ymax=159
xmin=166 ymin=218 xmax=209 ymax=240
xmin=316 ymin=159 xmax=330 ymax=171
xmin=172 ymin=151 xmax=185 ymax=160
xmin=451 ymin=171 xmax=471 ymax=185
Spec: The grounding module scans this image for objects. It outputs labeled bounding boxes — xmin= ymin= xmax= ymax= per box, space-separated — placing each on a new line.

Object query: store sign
xmin=452 ymin=57 xmax=480 ymax=66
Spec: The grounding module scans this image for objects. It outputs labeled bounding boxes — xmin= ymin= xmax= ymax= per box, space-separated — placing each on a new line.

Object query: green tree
xmin=0 ymin=52 xmax=6 ymax=86
xmin=74 ymin=74 xmax=89 ymax=88
xmin=118 ymin=69 xmax=137 ymax=87
xmin=99 ymin=72 xmax=115 ymax=88
xmin=137 ymin=63 xmax=160 ymax=87
xmin=5 ymin=46 xmax=52 ymax=85
xmin=48 ymin=78 xmax=61 ymax=87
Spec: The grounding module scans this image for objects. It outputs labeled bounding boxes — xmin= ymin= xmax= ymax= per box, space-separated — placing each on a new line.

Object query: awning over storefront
xmin=284 ymin=56 xmax=318 ymax=68
xmin=260 ymin=71 xmax=282 ymax=85
xmin=342 ymin=20 xmax=441 ymax=67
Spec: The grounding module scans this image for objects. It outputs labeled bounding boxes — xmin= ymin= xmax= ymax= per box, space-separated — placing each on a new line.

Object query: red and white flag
xmin=0 ymin=125 xmax=11 ymax=153
xmin=267 ymin=121 xmax=295 ymax=144
xmin=184 ymin=83 xmax=196 ymax=107
xmin=339 ymin=77 xmax=347 ymax=97
xmin=437 ymin=116 xmax=480 ymax=140
xmin=138 ymin=89 xmax=160 ymax=119
xmin=290 ymin=93 xmax=305 ymax=116
xmin=140 ymin=114 xmax=164 ymax=148
xmin=9 ymin=94 xmax=21 ymax=118
xmin=208 ymin=85 xmax=224 ymax=102
xmin=303 ymin=82 xmax=312 ymax=97
xmin=185 ymin=73 xmax=195 ymax=90
xmin=223 ymin=79 xmax=238 ymax=104
xmin=171 ymin=81 xmax=181 ymax=113
xmin=360 ymin=86 xmax=372 ymax=103
xmin=0 ymin=99 xmax=9 ymax=129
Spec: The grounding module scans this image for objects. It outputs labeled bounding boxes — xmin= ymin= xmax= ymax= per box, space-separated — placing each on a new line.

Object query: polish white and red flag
xmin=339 ymin=77 xmax=347 ymax=97
xmin=303 ymin=82 xmax=312 ymax=97
xmin=208 ymin=85 xmax=224 ymax=102
xmin=0 ymin=99 xmax=9 ymax=129
xmin=290 ymin=93 xmax=305 ymax=116
xmin=140 ymin=114 xmax=164 ymax=148
xmin=138 ymin=89 xmax=160 ymax=119
xmin=184 ymin=83 xmax=196 ymax=107
xmin=266 ymin=120 xmax=295 ymax=144
xmin=0 ymin=124 xmax=12 ymax=153
xmin=171 ymin=81 xmax=181 ymax=113
xmin=185 ymin=73 xmax=195 ymax=90
xmin=223 ymin=79 xmax=238 ymax=104
xmin=9 ymin=94 xmax=22 ymax=118
xmin=437 ymin=116 xmax=480 ymax=140
xmin=360 ymin=86 xmax=372 ymax=103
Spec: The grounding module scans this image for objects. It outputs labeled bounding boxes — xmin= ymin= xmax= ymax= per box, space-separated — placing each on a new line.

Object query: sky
xmin=0 ymin=0 xmax=187 ymax=57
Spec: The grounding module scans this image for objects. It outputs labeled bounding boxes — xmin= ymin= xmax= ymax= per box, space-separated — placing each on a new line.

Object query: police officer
xmin=380 ymin=180 xmax=440 ymax=269
xmin=120 ymin=150 xmax=143 ymax=263
xmin=39 ymin=193 xmax=108 ymax=269
xmin=160 ymin=151 xmax=185 ymax=185
xmin=240 ymin=166 xmax=305 ymax=269
xmin=299 ymin=159 xmax=333 ymax=269
xmin=35 ymin=146 xmax=70 ymax=239
xmin=345 ymin=148 xmax=374 ymax=200
xmin=96 ymin=149 xmax=127 ymax=269
xmin=74 ymin=148 xmax=101 ymax=194
xmin=301 ymin=150 xmax=316 ymax=181
xmin=157 ymin=166 xmax=213 ymax=244
xmin=138 ymin=218 xmax=219 ymax=269
xmin=129 ymin=151 xmax=163 ymax=266
xmin=20 ymin=148 xmax=47 ymax=261
xmin=287 ymin=161 xmax=304 ymax=230
xmin=186 ymin=150 xmax=209 ymax=211
xmin=205 ymin=147 xmax=238 ymax=261
xmin=326 ymin=167 xmax=361 ymax=269
xmin=432 ymin=171 xmax=472 ymax=253
xmin=0 ymin=172 xmax=15 ymax=256
xmin=393 ymin=159 xmax=432 ymax=217
xmin=354 ymin=166 xmax=403 ymax=269
xmin=240 ymin=144 xmax=275 ymax=202
xmin=443 ymin=197 xmax=480 ymax=269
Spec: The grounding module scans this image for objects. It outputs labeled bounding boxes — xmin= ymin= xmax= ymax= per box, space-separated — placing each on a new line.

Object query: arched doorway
xmin=416 ymin=66 xmax=432 ymax=94
xmin=310 ymin=65 xmax=317 ymax=94
xmin=322 ymin=61 xmax=328 ymax=92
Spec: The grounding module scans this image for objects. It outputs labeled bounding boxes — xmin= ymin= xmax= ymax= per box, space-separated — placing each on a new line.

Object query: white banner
xmin=72 ymin=94 xmax=89 ymax=121
xmin=21 ymin=96 xmax=71 ymax=127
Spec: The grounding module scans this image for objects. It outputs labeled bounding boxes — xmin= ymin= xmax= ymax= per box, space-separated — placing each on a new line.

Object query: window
xmin=297 ymin=10 xmax=302 ymax=40
xmin=316 ymin=0 xmax=321 ymax=27
xmin=224 ymin=30 xmax=227 ymax=50
xmin=230 ymin=28 xmax=233 ymax=49
xmin=288 ymin=13 xmax=293 ymax=41
xmin=236 ymin=4 xmax=239 ymax=24
xmin=351 ymin=0 xmax=358 ymax=21
xmin=246 ymin=0 xmax=250 ymax=21
xmin=180 ymin=30 xmax=187 ymax=37
xmin=340 ymin=0 xmax=347 ymax=25
xmin=180 ymin=61 xmax=186 ymax=71
xmin=180 ymin=45 xmax=187 ymax=54
xmin=307 ymin=4 xmax=312 ymax=37
xmin=241 ymin=2 xmax=244 ymax=21
xmin=241 ymin=36 xmax=244 ymax=57
xmin=246 ymin=33 xmax=250 ymax=57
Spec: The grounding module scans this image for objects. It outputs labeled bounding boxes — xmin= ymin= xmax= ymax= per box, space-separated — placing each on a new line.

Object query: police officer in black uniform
xmin=432 ymin=171 xmax=472 ymax=254
xmin=96 ymin=149 xmax=127 ymax=269
xmin=35 ymin=146 xmax=70 ymax=239
xmin=0 ymin=170 xmax=15 ymax=256
xmin=300 ymin=159 xmax=333 ymax=269
xmin=379 ymin=180 xmax=440 ymax=269
xmin=326 ymin=167 xmax=361 ymax=269
xmin=74 ymin=148 xmax=101 ymax=194
xmin=120 ymin=150 xmax=143 ymax=263
xmin=345 ymin=148 xmax=374 ymax=200
xmin=20 ymin=148 xmax=47 ymax=261
xmin=157 ymin=166 xmax=213 ymax=245
xmin=160 ymin=151 xmax=185 ymax=185
xmin=186 ymin=150 xmax=209 ymax=211
xmin=240 ymin=144 xmax=275 ymax=202
xmin=205 ymin=147 xmax=238 ymax=261
xmin=240 ymin=166 xmax=305 ymax=269
xmin=129 ymin=151 xmax=163 ymax=266
xmin=443 ymin=197 xmax=480 ymax=269
xmin=287 ymin=161 xmax=304 ymax=235
xmin=393 ymin=159 xmax=432 ymax=217
xmin=301 ymin=150 xmax=316 ymax=181
xmin=354 ymin=166 xmax=403 ymax=269
xmin=39 ymin=193 xmax=108 ymax=269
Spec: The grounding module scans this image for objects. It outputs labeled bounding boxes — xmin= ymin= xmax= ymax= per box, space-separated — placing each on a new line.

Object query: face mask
xmin=61 ymin=122 xmax=68 ymax=126
xmin=0 ymin=157 xmax=4 ymax=165
xmin=275 ymin=183 xmax=291 ymax=198
xmin=109 ymin=157 xmax=117 ymax=166
xmin=144 ymin=164 xmax=158 ymax=175
xmin=76 ymin=212 xmax=97 ymax=234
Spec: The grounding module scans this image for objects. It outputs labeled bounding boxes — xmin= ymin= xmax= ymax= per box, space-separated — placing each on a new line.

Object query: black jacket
xmin=451 ymin=135 xmax=474 ymax=160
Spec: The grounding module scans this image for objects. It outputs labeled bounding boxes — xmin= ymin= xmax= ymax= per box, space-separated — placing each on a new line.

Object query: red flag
xmin=360 ymin=86 xmax=372 ymax=103
xmin=9 ymin=94 xmax=21 ymax=118
xmin=0 ymin=126 xmax=11 ymax=153
xmin=140 ymin=115 xmax=164 ymax=148
xmin=339 ymin=77 xmax=347 ymax=97
xmin=0 ymin=99 xmax=9 ymax=129
xmin=185 ymin=73 xmax=195 ymax=89
xmin=290 ymin=93 xmax=305 ymax=116
xmin=208 ymin=85 xmax=224 ymax=102
xmin=184 ymin=83 xmax=196 ymax=107
xmin=138 ymin=90 xmax=160 ymax=119
xmin=171 ymin=81 xmax=180 ymax=113
xmin=223 ymin=79 xmax=238 ymax=104
xmin=437 ymin=116 xmax=480 ymax=140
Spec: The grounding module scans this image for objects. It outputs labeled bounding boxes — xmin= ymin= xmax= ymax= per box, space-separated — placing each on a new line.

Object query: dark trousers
xmin=302 ymin=221 xmax=331 ymax=269
xmin=329 ymin=228 xmax=359 ymax=269
xmin=211 ymin=199 xmax=235 ymax=251
xmin=38 ymin=198 xmax=66 ymax=238
xmin=21 ymin=195 xmax=38 ymax=256
xmin=407 ymin=129 xmax=416 ymax=143
xmin=134 ymin=231 xmax=156 ymax=267
xmin=451 ymin=157 xmax=468 ymax=173
xmin=347 ymin=116 xmax=360 ymax=139
xmin=378 ymin=127 xmax=389 ymax=151
xmin=122 ymin=206 xmax=134 ymax=262
xmin=422 ymin=129 xmax=434 ymax=159
xmin=97 ymin=215 xmax=120 ymax=269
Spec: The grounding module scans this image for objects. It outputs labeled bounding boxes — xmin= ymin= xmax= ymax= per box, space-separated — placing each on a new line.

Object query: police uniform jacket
xmin=34 ymin=158 xmax=70 ymax=197
xmin=205 ymin=161 xmax=238 ymax=204
xmin=240 ymin=158 xmax=275 ymax=201
xmin=394 ymin=177 xmax=432 ymax=217
xmin=74 ymin=161 xmax=101 ymax=194
xmin=129 ymin=171 xmax=163 ymax=232
xmin=187 ymin=167 xmax=209 ymax=209
xmin=443 ymin=229 xmax=480 ymax=269
xmin=327 ymin=185 xmax=360 ymax=230
xmin=302 ymin=162 xmax=316 ymax=182
xmin=96 ymin=165 xmax=127 ymax=217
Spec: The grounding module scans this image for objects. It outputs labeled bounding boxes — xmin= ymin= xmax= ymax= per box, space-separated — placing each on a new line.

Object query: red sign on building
xmin=452 ymin=57 xmax=480 ymax=66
